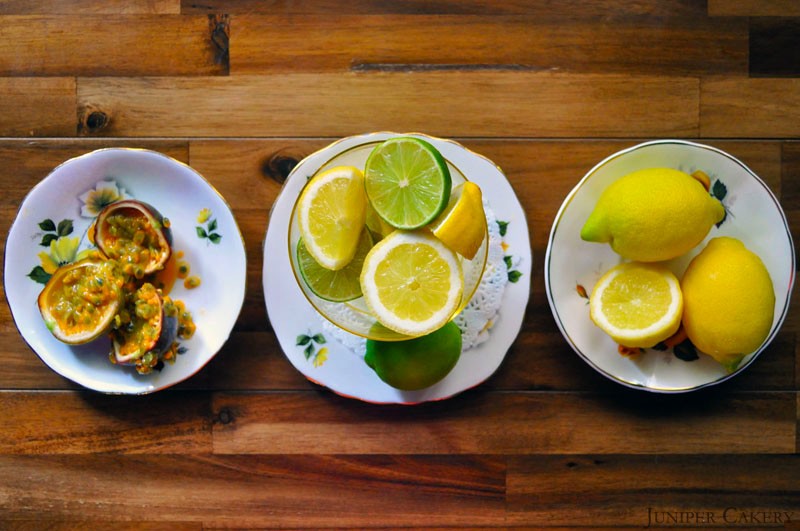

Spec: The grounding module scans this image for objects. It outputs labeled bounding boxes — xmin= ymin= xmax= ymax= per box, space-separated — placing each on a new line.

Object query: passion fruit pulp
xmin=110 ymin=283 xmax=179 ymax=375
xmin=37 ymin=259 xmax=124 ymax=345
xmin=92 ymin=200 xmax=172 ymax=276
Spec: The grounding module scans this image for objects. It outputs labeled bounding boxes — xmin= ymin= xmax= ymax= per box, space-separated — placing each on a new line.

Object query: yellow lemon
xmin=681 ymin=237 xmax=775 ymax=372
xmin=360 ymin=230 xmax=463 ymax=336
xmin=581 ymin=168 xmax=725 ymax=262
xmin=297 ymin=166 xmax=367 ymax=271
xmin=589 ymin=262 xmax=683 ymax=348
xmin=429 ymin=181 xmax=486 ymax=260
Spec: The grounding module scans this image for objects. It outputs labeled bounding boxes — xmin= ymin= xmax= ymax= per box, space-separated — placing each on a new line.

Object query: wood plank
xmin=709 ymin=0 xmax=800 ymax=17
xmin=0 ymin=0 xmax=180 ymax=14
xmin=184 ymin=0 xmax=710 ymax=17
xmin=212 ymin=391 xmax=796 ymax=454
xmin=0 ymin=454 xmax=505 ymax=527
xmin=0 ymin=524 xmax=199 ymax=531
xmin=507 ymin=454 xmax=800 ymax=527
xmin=750 ymin=18 xmax=800 ymax=77
xmin=701 ymin=77 xmax=800 ymax=138
xmin=233 ymin=15 xmax=746 ymax=76
xmin=0 ymin=15 xmax=227 ymax=76
xmin=0 ymin=78 xmax=75 ymax=137
xmin=77 ymin=73 xmax=699 ymax=138
xmin=0 ymin=391 xmax=211 ymax=453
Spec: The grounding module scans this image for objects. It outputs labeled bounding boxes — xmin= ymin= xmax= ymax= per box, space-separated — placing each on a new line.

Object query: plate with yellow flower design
xmin=4 ymin=148 xmax=246 ymax=394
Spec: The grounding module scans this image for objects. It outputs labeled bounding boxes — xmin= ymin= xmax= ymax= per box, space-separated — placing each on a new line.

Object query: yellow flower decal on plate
xmin=37 ymin=236 xmax=80 ymax=274
xmin=197 ymin=208 xmax=212 ymax=224
xmin=78 ymin=179 xmax=127 ymax=217
xmin=296 ymin=332 xmax=327 ymax=367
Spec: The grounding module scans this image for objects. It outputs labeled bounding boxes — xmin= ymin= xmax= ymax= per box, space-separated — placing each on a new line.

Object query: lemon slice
xmin=364 ymin=137 xmax=451 ymax=230
xmin=589 ymin=262 xmax=683 ymax=348
xmin=297 ymin=229 xmax=373 ymax=302
xmin=429 ymin=181 xmax=486 ymax=259
xmin=360 ymin=231 xmax=463 ymax=336
xmin=297 ymin=166 xmax=367 ymax=270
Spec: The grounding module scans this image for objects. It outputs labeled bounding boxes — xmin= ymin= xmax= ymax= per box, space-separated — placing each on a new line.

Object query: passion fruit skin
xmin=93 ymin=199 xmax=173 ymax=275
xmin=110 ymin=284 xmax=179 ymax=374
xmin=37 ymin=259 xmax=124 ymax=345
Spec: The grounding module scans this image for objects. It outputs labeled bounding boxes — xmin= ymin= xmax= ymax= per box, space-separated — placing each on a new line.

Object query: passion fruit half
xmin=110 ymin=283 xmax=178 ymax=375
xmin=37 ymin=259 xmax=124 ymax=345
xmin=92 ymin=200 xmax=172 ymax=277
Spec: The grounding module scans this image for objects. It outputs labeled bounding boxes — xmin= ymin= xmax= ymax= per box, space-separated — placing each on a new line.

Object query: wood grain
xmin=750 ymin=18 xmax=800 ymax=77
xmin=701 ymin=78 xmax=800 ymax=138
xmin=212 ymin=391 xmax=796 ymax=455
xmin=0 ymin=78 xmax=76 ymax=136
xmin=0 ymin=454 xmax=505 ymax=527
xmin=507 ymin=454 xmax=800 ymax=527
xmin=0 ymin=391 xmax=211 ymax=453
xmin=0 ymin=0 xmax=180 ymax=14
xmin=232 ymin=15 xmax=746 ymax=75
xmin=709 ymin=0 xmax=800 ymax=17
xmin=77 ymin=73 xmax=699 ymax=138
xmin=0 ymin=15 xmax=227 ymax=76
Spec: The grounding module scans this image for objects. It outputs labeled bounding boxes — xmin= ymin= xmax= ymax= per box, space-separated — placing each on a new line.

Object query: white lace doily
xmin=321 ymin=201 xmax=509 ymax=356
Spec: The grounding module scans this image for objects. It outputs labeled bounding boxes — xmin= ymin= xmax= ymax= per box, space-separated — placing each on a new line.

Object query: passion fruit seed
xmin=94 ymin=200 xmax=172 ymax=275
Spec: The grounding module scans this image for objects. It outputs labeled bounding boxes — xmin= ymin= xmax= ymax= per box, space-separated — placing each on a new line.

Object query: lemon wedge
xmin=360 ymin=231 xmax=463 ymax=336
xmin=429 ymin=181 xmax=486 ymax=259
xmin=297 ymin=166 xmax=367 ymax=271
xmin=589 ymin=262 xmax=683 ymax=348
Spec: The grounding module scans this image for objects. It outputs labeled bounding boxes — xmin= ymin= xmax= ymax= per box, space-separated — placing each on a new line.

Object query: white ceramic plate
xmin=4 ymin=148 xmax=247 ymax=394
xmin=546 ymin=140 xmax=794 ymax=392
xmin=263 ymin=132 xmax=531 ymax=404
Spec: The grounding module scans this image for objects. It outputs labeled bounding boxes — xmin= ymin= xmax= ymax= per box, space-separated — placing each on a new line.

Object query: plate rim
xmin=544 ymin=138 xmax=796 ymax=393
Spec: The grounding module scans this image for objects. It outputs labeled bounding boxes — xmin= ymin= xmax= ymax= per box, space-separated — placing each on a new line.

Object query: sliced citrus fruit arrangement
xmin=297 ymin=165 xmax=367 ymax=270
xmin=37 ymin=258 xmax=124 ymax=344
xmin=298 ymin=228 xmax=373 ymax=302
xmin=360 ymin=230 xmax=463 ymax=336
xmin=429 ymin=181 xmax=486 ymax=259
xmin=364 ymin=137 xmax=451 ymax=230
xmin=92 ymin=199 xmax=173 ymax=276
xmin=589 ymin=262 xmax=683 ymax=348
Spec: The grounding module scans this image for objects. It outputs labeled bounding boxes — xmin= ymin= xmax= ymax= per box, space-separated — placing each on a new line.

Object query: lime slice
xmin=297 ymin=229 xmax=373 ymax=302
xmin=297 ymin=166 xmax=367 ymax=270
xmin=364 ymin=137 xmax=451 ymax=230
xmin=360 ymin=230 xmax=463 ymax=336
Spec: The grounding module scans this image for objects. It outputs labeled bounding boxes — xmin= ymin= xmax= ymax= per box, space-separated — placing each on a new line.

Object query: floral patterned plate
xmin=4 ymin=148 xmax=246 ymax=394
xmin=263 ymin=132 xmax=531 ymax=404
xmin=546 ymin=140 xmax=795 ymax=392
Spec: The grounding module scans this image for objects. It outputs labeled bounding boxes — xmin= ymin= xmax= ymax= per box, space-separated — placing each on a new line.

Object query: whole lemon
xmin=681 ymin=237 xmax=775 ymax=372
xmin=364 ymin=321 xmax=461 ymax=390
xmin=581 ymin=168 xmax=725 ymax=261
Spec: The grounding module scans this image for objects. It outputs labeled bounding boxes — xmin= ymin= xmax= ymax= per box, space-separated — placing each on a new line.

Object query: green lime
xmin=364 ymin=137 xmax=452 ymax=230
xmin=364 ymin=320 xmax=462 ymax=390
xmin=297 ymin=228 xmax=372 ymax=302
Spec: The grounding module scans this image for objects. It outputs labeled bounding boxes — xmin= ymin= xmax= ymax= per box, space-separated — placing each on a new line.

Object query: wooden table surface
xmin=2 ymin=1 xmax=800 ymax=529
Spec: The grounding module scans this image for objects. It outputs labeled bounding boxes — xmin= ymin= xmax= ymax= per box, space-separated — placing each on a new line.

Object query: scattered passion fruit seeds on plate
xmin=5 ymin=148 xmax=246 ymax=394
xmin=546 ymin=140 xmax=794 ymax=392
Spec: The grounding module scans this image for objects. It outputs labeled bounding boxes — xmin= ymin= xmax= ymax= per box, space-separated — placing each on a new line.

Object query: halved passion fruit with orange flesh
xmin=110 ymin=283 xmax=179 ymax=375
xmin=37 ymin=259 xmax=124 ymax=345
xmin=93 ymin=200 xmax=172 ymax=277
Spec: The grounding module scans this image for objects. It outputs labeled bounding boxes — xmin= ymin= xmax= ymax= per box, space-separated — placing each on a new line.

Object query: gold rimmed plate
xmin=4 ymin=148 xmax=247 ymax=394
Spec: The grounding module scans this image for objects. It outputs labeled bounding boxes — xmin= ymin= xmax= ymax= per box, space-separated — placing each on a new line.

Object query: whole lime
xmin=364 ymin=321 xmax=462 ymax=390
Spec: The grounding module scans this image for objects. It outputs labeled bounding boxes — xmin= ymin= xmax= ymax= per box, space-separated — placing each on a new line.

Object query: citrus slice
xmin=429 ymin=181 xmax=486 ymax=259
xmin=589 ymin=262 xmax=683 ymax=348
xmin=37 ymin=259 xmax=124 ymax=345
xmin=297 ymin=166 xmax=367 ymax=270
xmin=364 ymin=137 xmax=451 ymax=230
xmin=360 ymin=231 xmax=463 ymax=336
xmin=298 ymin=228 xmax=373 ymax=302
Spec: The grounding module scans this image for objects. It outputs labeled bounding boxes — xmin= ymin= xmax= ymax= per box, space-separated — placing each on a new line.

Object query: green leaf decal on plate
xmin=196 ymin=227 xmax=208 ymax=238
xmin=208 ymin=233 xmax=222 ymax=244
xmin=38 ymin=219 xmax=56 ymax=232
xmin=56 ymin=219 xmax=73 ymax=236
xmin=27 ymin=266 xmax=51 ymax=284
xmin=40 ymin=233 xmax=57 ymax=247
